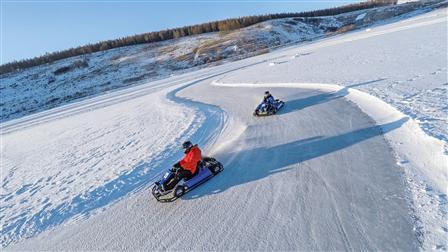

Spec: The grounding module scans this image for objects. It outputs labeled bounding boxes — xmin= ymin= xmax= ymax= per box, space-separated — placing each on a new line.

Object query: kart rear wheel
xmin=210 ymin=162 xmax=223 ymax=174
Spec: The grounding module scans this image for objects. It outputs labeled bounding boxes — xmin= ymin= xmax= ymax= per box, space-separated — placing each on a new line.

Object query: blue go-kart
xmin=151 ymin=157 xmax=223 ymax=202
xmin=253 ymin=99 xmax=285 ymax=116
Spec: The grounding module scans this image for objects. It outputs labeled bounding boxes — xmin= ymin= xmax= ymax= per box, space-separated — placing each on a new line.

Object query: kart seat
xmin=193 ymin=160 xmax=202 ymax=176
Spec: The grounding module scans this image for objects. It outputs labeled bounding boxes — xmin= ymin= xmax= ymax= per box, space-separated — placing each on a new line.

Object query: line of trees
xmin=0 ymin=0 xmax=397 ymax=75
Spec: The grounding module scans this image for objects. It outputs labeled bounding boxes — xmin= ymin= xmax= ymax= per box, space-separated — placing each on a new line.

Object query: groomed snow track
xmin=5 ymin=8 xmax=447 ymax=251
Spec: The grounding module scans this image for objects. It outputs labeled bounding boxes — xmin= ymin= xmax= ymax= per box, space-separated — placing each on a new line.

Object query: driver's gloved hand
xmin=171 ymin=162 xmax=181 ymax=173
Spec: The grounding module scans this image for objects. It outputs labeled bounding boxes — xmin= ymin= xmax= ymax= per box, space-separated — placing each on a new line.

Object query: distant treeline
xmin=1 ymin=0 xmax=397 ymax=75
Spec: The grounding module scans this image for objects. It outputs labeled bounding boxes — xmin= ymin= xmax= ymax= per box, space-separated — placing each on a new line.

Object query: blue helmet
xmin=182 ymin=141 xmax=193 ymax=152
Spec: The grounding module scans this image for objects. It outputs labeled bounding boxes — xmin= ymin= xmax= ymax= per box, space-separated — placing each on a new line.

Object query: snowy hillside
xmin=1 ymin=1 xmax=447 ymax=251
xmin=1 ymin=0 xmax=444 ymax=123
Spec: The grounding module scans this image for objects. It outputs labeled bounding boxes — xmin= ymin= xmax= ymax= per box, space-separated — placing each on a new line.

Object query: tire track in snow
xmin=309 ymin=167 xmax=354 ymax=251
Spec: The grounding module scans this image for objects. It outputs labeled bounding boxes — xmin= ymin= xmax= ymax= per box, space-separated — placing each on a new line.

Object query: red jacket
xmin=179 ymin=145 xmax=202 ymax=174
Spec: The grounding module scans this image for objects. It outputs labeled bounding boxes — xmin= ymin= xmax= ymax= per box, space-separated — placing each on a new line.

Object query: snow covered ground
xmin=1 ymin=4 xmax=447 ymax=251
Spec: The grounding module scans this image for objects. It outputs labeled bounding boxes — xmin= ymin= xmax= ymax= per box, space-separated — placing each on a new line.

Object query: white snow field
xmin=2 ymin=7 xmax=447 ymax=251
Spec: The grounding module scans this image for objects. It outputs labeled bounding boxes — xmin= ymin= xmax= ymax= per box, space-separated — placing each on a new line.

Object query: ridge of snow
xmin=356 ymin=13 xmax=367 ymax=21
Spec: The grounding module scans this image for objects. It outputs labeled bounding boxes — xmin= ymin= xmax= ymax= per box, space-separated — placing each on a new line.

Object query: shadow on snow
xmin=184 ymin=116 xmax=408 ymax=200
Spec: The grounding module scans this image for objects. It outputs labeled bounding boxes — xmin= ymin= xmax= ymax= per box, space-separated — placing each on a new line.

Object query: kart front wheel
xmin=174 ymin=186 xmax=185 ymax=198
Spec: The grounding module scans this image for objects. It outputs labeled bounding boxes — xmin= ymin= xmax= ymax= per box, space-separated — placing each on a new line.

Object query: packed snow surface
xmin=2 ymin=7 xmax=447 ymax=251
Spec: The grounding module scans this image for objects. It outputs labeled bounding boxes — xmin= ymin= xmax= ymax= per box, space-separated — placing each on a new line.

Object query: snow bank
xmin=356 ymin=13 xmax=367 ymax=21
xmin=398 ymin=0 xmax=420 ymax=3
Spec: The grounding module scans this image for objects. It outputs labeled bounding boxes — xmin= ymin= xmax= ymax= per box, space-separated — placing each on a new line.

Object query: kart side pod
xmin=184 ymin=167 xmax=213 ymax=189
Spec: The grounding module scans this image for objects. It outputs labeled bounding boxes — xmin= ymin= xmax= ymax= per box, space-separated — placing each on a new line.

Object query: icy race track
xmin=3 ymin=9 xmax=447 ymax=250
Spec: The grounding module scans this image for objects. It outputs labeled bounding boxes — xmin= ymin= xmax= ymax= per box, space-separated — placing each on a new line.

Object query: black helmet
xmin=265 ymin=91 xmax=270 ymax=95
xmin=182 ymin=141 xmax=193 ymax=152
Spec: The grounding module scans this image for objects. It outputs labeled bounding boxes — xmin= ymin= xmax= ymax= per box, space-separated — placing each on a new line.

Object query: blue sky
xmin=2 ymin=0 xmax=361 ymax=64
